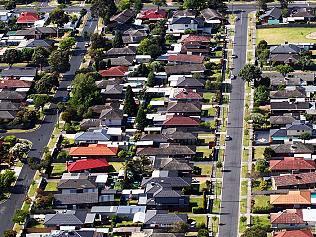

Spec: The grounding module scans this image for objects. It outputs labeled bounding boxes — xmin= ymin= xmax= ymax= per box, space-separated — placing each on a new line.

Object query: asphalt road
xmin=218 ymin=11 xmax=248 ymax=237
xmin=0 ymin=17 xmax=97 ymax=235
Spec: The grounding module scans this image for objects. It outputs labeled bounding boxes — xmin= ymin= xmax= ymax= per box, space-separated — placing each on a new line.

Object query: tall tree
xmin=117 ymin=0 xmax=130 ymax=11
xmin=59 ymin=36 xmax=76 ymax=50
xmin=183 ymin=0 xmax=202 ymax=10
xmin=32 ymin=46 xmax=50 ymax=69
xmin=152 ymin=0 xmax=166 ymax=10
xmin=0 ymin=170 xmax=16 ymax=188
xmin=48 ymin=50 xmax=70 ymax=73
xmin=3 ymin=49 xmax=21 ymax=66
xmin=257 ymin=0 xmax=268 ymax=11
xmin=21 ymin=48 xmax=34 ymax=62
xmin=135 ymin=104 xmax=147 ymax=130
xmin=49 ymin=8 xmax=70 ymax=27
xmin=206 ymin=0 xmax=227 ymax=12
xmin=123 ymin=85 xmax=137 ymax=116
xmin=238 ymin=64 xmax=262 ymax=84
xmin=146 ymin=71 xmax=155 ymax=87
xmin=32 ymin=94 xmax=50 ymax=111
xmin=134 ymin=0 xmax=142 ymax=13
xmin=4 ymin=0 xmax=16 ymax=10
xmin=91 ymin=0 xmax=117 ymax=23
xmin=112 ymin=31 xmax=123 ymax=48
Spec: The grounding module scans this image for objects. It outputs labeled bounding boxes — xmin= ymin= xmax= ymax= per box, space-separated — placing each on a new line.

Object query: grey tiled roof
xmin=1 ymin=67 xmax=36 ymax=77
xmin=167 ymin=101 xmax=201 ymax=113
xmin=270 ymin=116 xmax=296 ymax=125
xmin=270 ymin=44 xmax=301 ymax=54
xmin=0 ymin=91 xmax=26 ymax=100
xmin=141 ymin=177 xmax=191 ymax=188
xmin=144 ymin=210 xmax=187 ymax=225
xmin=54 ymin=191 xmax=99 ymax=205
xmin=201 ymin=8 xmax=224 ymax=20
xmin=75 ymin=129 xmax=111 ymax=142
xmin=176 ymin=77 xmax=204 ymax=87
xmin=153 ymin=158 xmax=193 ymax=171
xmin=271 ymin=142 xmax=314 ymax=154
xmin=165 ymin=64 xmax=206 ymax=75
xmin=58 ymin=179 xmax=97 ymax=189
xmin=136 ymin=145 xmax=195 ymax=156
xmin=270 ymin=101 xmax=310 ymax=110
xmin=270 ymin=88 xmax=306 ymax=99
xmin=106 ymin=47 xmax=136 ymax=56
xmin=259 ymin=7 xmax=282 ymax=20
xmin=44 ymin=210 xmax=87 ymax=226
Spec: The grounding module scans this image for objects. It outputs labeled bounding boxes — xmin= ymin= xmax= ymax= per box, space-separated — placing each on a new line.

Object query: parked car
xmin=225 ymin=135 xmax=232 ymax=141
xmin=232 ymin=54 xmax=238 ymax=59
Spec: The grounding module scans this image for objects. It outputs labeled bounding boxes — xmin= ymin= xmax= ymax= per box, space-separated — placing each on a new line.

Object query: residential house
xmin=162 ymin=115 xmax=200 ymax=128
xmin=67 ymin=159 xmax=110 ymax=173
xmin=270 ymin=209 xmax=308 ymax=229
xmin=99 ymin=107 xmax=124 ymax=127
xmin=0 ymin=79 xmax=32 ymax=91
xmin=137 ymin=9 xmax=167 ymax=21
xmin=14 ymin=27 xmax=57 ymax=39
xmin=271 ymin=142 xmax=314 ymax=158
xmin=270 ymin=190 xmax=311 ymax=208
xmin=269 ymin=43 xmax=302 ymax=65
xmin=172 ymin=89 xmax=203 ymax=101
xmin=79 ymin=119 xmax=101 ymax=131
xmin=0 ymin=91 xmax=26 ymax=102
xmin=141 ymin=176 xmax=191 ymax=190
xmin=162 ymin=128 xmax=197 ymax=145
xmin=101 ymin=84 xmax=124 ymax=100
xmin=152 ymin=158 xmax=192 ymax=177
xmin=272 ymin=172 xmax=316 ymax=189
xmin=180 ymin=35 xmax=212 ymax=55
xmin=1 ymin=67 xmax=37 ymax=81
xmin=46 ymin=230 xmax=103 ymax=237
xmin=0 ymin=101 xmax=20 ymax=122
xmin=18 ymin=39 xmax=54 ymax=49
xmin=104 ymin=56 xmax=135 ymax=67
xmin=137 ymin=144 xmax=195 ymax=159
xmin=270 ymin=116 xmax=296 ymax=127
xmin=105 ymin=47 xmax=137 ymax=57
xmin=169 ymin=76 xmax=205 ymax=89
xmin=167 ymin=54 xmax=204 ymax=64
xmin=270 ymin=101 xmax=311 ymax=114
xmin=167 ymin=17 xmax=205 ymax=34
xmin=173 ymin=9 xmax=196 ymax=18
xmin=69 ymin=144 xmax=118 ymax=159
xmin=74 ymin=129 xmax=111 ymax=144
xmin=165 ymin=64 xmax=206 ymax=75
xmin=200 ymin=8 xmax=224 ymax=32
xmin=269 ymin=157 xmax=316 ymax=174
xmin=17 ymin=12 xmax=39 ymax=26
xmin=272 ymin=229 xmax=313 ymax=237
xmin=109 ymin=9 xmax=135 ymax=30
xmin=99 ymin=66 xmax=128 ymax=78
xmin=285 ymin=7 xmax=315 ymax=23
xmin=259 ymin=7 xmax=282 ymax=25
xmin=166 ymin=101 xmax=201 ymax=116
xmin=270 ymin=88 xmax=306 ymax=103
xmin=44 ymin=210 xmax=93 ymax=228
xmin=269 ymin=122 xmax=312 ymax=143
xmin=143 ymin=210 xmax=187 ymax=228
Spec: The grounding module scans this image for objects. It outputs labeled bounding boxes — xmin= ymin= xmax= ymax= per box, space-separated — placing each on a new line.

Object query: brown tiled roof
xmin=273 ymin=229 xmax=313 ymax=237
xmin=69 ymin=144 xmax=118 ymax=156
xmin=99 ymin=66 xmax=128 ymax=77
xmin=0 ymin=79 xmax=32 ymax=89
xmin=270 ymin=209 xmax=305 ymax=224
xmin=168 ymin=54 xmax=204 ymax=64
xmin=270 ymin=191 xmax=311 ymax=205
xmin=163 ymin=116 xmax=200 ymax=126
xmin=273 ymin=172 xmax=316 ymax=187
xmin=269 ymin=157 xmax=316 ymax=171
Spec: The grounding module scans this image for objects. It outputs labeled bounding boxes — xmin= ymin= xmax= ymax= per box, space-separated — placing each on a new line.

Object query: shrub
xmin=192 ymin=207 xmax=205 ymax=214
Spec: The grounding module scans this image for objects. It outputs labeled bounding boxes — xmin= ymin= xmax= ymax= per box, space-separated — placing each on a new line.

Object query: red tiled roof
xmin=273 ymin=172 xmax=316 ymax=187
xmin=0 ymin=79 xmax=32 ymax=89
xmin=17 ymin=12 xmax=39 ymax=23
xmin=181 ymin=35 xmax=212 ymax=43
xmin=67 ymin=158 xmax=110 ymax=172
xmin=163 ymin=116 xmax=200 ymax=126
xmin=175 ymin=90 xmax=202 ymax=100
xmin=270 ymin=209 xmax=305 ymax=224
xmin=99 ymin=66 xmax=128 ymax=77
xmin=270 ymin=157 xmax=316 ymax=171
xmin=273 ymin=229 xmax=313 ymax=237
xmin=69 ymin=144 xmax=118 ymax=156
xmin=168 ymin=54 xmax=204 ymax=64
xmin=139 ymin=9 xmax=167 ymax=19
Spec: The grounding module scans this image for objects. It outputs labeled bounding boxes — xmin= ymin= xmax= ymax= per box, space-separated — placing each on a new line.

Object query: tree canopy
xmin=49 ymin=8 xmax=70 ymax=27
xmin=123 ymin=85 xmax=137 ymax=116
xmin=32 ymin=46 xmax=50 ymax=69
xmin=0 ymin=170 xmax=16 ymax=189
xmin=274 ymin=64 xmax=294 ymax=77
xmin=112 ymin=31 xmax=123 ymax=48
xmin=3 ymin=49 xmax=21 ymax=66
xmin=91 ymin=0 xmax=117 ymax=22
xmin=238 ymin=64 xmax=262 ymax=84
xmin=59 ymin=36 xmax=76 ymax=50
xmin=48 ymin=50 xmax=70 ymax=73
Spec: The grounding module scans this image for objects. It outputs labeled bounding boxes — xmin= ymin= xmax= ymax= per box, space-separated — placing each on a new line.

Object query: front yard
xmin=44 ymin=181 xmax=58 ymax=192
xmin=252 ymin=195 xmax=273 ymax=213
xmin=257 ymin=27 xmax=316 ymax=44
xmin=254 ymin=146 xmax=267 ymax=160
xmin=195 ymin=164 xmax=212 ymax=176
xmin=51 ymin=163 xmax=66 ymax=177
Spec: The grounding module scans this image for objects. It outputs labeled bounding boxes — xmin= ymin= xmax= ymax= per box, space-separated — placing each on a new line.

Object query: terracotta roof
xmin=168 ymin=54 xmax=204 ymax=64
xmin=270 ymin=209 xmax=305 ymax=224
xmin=17 ymin=12 xmax=39 ymax=23
xmin=0 ymin=79 xmax=32 ymax=89
xmin=99 ymin=66 xmax=128 ymax=77
xmin=181 ymin=35 xmax=212 ymax=43
xmin=272 ymin=172 xmax=316 ymax=187
xmin=273 ymin=229 xmax=313 ymax=237
xmin=69 ymin=144 xmax=118 ymax=156
xmin=175 ymin=90 xmax=202 ymax=100
xmin=67 ymin=159 xmax=110 ymax=172
xmin=163 ymin=116 xmax=200 ymax=126
xmin=270 ymin=191 xmax=311 ymax=205
xmin=270 ymin=157 xmax=316 ymax=171
xmin=138 ymin=9 xmax=167 ymax=19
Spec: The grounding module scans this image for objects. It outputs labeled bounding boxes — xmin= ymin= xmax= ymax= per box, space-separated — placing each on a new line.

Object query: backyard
xmin=257 ymin=27 xmax=316 ymax=44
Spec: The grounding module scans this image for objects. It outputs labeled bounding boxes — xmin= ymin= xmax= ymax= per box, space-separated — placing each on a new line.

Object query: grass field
xmin=190 ymin=196 xmax=204 ymax=208
xmin=188 ymin=214 xmax=207 ymax=226
xmin=257 ymin=27 xmax=316 ymax=45
xmin=195 ymin=164 xmax=212 ymax=176
xmin=254 ymin=146 xmax=267 ymax=160
xmin=45 ymin=182 xmax=58 ymax=191
xmin=51 ymin=163 xmax=66 ymax=177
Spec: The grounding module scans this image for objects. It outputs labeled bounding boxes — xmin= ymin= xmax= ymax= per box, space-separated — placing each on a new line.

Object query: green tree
xmin=32 ymin=94 xmax=50 ymax=111
xmin=138 ymin=37 xmax=161 ymax=58
xmin=146 ymin=71 xmax=155 ymax=87
xmin=21 ymin=48 xmax=34 ymax=62
xmin=206 ymin=0 xmax=227 ymax=12
xmin=183 ymin=0 xmax=201 ymax=10
xmin=35 ymin=73 xmax=59 ymax=93
xmin=80 ymin=8 xmax=87 ymax=17
xmin=9 ymin=142 xmax=32 ymax=161
xmin=123 ymin=85 xmax=137 ymax=116
xmin=48 ymin=50 xmax=70 ymax=73
xmin=12 ymin=109 xmax=39 ymax=128
xmin=117 ymin=0 xmax=130 ymax=11
xmin=3 ymin=49 xmax=21 ymax=66
xmin=257 ymin=0 xmax=268 ymax=11
xmin=3 ymin=230 xmax=17 ymax=237
xmin=241 ymin=226 xmax=267 ymax=237
xmin=299 ymin=51 xmax=312 ymax=71
xmin=59 ymin=36 xmax=76 ymax=50
xmin=254 ymin=85 xmax=269 ymax=106
xmin=135 ymin=104 xmax=147 ymax=130
xmin=197 ymin=229 xmax=208 ymax=237
xmin=12 ymin=209 xmax=28 ymax=224
xmin=32 ymin=46 xmax=50 ymax=69
xmin=300 ymin=132 xmax=311 ymax=142
xmin=91 ymin=0 xmax=117 ymax=22
xmin=0 ymin=170 xmax=16 ymax=188
xmin=255 ymin=159 xmax=268 ymax=173
xmin=70 ymin=73 xmax=100 ymax=117
xmin=112 ymin=30 xmax=123 ymax=48
xmin=238 ymin=64 xmax=262 ymax=84
xmin=152 ymin=0 xmax=166 ymax=10
xmin=259 ymin=179 xmax=268 ymax=191
xmin=278 ymin=0 xmax=293 ymax=9
xmin=49 ymin=8 xmax=70 ymax=27
xmin=90 ymin=33 xmax=111 ymax=49
xmin=125 ymin=156 xmax=152 ymax=183
xmin=4 ymin=0 xmax=16 ymax=10
xmin=134 ymin=0 xmax=142 ymax=13
xmin=263 ymin=147 xmax=275 ymax=159
xmin=274 ymin=64 xmax=294 ymax=77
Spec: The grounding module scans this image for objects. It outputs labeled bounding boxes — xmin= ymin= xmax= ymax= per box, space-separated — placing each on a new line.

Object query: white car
xmin=67 ymin=85 xmax=72 ymax=91
xmin=230 ymin=75 xmax=236 ymax=80
xmin=232 ymin=54 xmax=238 ymax=59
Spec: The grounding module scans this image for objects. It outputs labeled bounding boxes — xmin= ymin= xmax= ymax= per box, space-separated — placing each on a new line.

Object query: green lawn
xmin=242 ymin=149 xmax=249 ymax=162
xmin=252 ymin=179 xmax=272 ymax=192
xmin=252 ymin=195 xmax=273 ymax=213
xmin=242 ymin=163 xmax=248 ymax=178
xmin=254 ymin=146 xmax=267 ymax=160
xmin=239 ymin=216 xmax=247 ymax=233
xmin=251 ymin=215 xmax=271 ymax=229
xmin=198 ymin=133 xmax=215 ymax=144
xmin=195 ymin=164 xmax=212 ymax=176
xmin=199 ymin=182 xmax=207 ymax=193
xmin=45 ymin=182 xmax=58 ymax=192
xmin=203 ymin=92 xmax=216 ymax=102
xmin=240 ymin=198 xmax=247 ymax=214
xmin=257 ymin=27 xmax=316 ymax=45
xmin=212 ymin=199 xmax=221 ymax=213
xmin=51 ymin=163 xmax=66 ymax=177
xmin=28 ymin=181 xmax=37 ymax=197
xmin=197 ymin=146 xmax=213 ymax=158
xmin=241 ymin=180 xmax=248 ymax=196
xmin=110 ymin=162 xmax=124 ymax=172
xmin=188 ymin=214 xmax=207 ymax=226
xmin=214 ymin=181 xmax=222 ymax=196
xmin=190 ymin=196 xmax=204 ymax=208
xmin=208 ymin=107 xmax=217 ymax=116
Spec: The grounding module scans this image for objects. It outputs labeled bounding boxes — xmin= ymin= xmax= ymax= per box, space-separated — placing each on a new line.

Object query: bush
xmin=192 ymin=166 xmax=202 ymax=175
xmin=240 ymin=216 xmax=247 ymax=222
xmin=192 ymin=207 xmax=205 ymax=214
